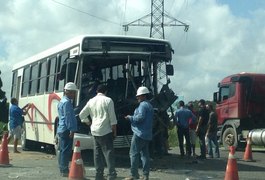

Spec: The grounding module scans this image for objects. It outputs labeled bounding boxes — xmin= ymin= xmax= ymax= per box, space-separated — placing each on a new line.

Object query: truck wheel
xmin=222 ymin=127 xmax=238 ymax=150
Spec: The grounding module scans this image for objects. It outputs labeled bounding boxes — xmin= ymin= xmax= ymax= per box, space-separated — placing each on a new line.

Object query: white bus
xmin=11 ymin=35 xmax=177 ymax=151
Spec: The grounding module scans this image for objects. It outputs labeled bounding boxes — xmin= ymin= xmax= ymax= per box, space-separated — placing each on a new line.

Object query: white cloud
xmin=0 ymin=0 xmax=265 ymax=103
xmin=167 ymin=0 xmax=265 ymax=102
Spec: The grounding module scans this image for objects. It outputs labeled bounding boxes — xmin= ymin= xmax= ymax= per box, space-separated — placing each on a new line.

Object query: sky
xmin=1 ymin=0 xmax=265 ymax=103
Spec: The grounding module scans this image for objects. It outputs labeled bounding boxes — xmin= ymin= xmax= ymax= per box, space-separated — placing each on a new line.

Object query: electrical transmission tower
xmin=123 ymin=0 xmax=189 ymax=39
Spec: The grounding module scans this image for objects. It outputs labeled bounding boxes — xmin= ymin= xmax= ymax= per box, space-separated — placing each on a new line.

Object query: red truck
xmin=213 ymin=72 xmax=265 ymax=149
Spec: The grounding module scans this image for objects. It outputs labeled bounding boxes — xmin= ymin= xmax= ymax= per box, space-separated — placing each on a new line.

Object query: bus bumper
xmin=73 ymin=133 xmax=133 ymax=150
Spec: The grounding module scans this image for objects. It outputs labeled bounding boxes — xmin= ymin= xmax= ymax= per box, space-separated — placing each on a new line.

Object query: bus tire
xmin=21 ymin=124 xmax=33 ymax=150
xmin=54 ymin=117 xmax=60 ymax=160
xmin=54 ymin=134 xmax=60 ymax=164
xmin=222 ymin=127 xmax=238 ymax=150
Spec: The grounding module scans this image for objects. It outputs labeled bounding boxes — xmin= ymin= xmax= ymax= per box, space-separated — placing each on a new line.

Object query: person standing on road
xmin=8 ymin=98 xmax=31 ymax=153
xmin=187 ymin=102 xmax=198 ymax=157
xmin=174 ymin=101 xmax=196 ymax=157
xmin=206 ymin=104 xmax=220 ymax=158
xmin=124 ymin=86 xmax=154 ymax=180
xmin=195 ymin=99 xmax=209 ymax=159
xmin=79 ymin=84 xmax=117 ymax=180
xmin=57 ymin=82 xmax=78 ymax=177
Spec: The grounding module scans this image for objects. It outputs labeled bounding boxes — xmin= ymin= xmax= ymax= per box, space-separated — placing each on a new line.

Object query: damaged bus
xmin=11 ymin=35 xmax=177 ymax=151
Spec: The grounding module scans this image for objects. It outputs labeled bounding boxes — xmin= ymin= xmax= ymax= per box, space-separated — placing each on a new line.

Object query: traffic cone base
xmin=69 ymin=140 xmax=85 ymax=180
xmin=0 ymin=133 xmax=12 ymax=167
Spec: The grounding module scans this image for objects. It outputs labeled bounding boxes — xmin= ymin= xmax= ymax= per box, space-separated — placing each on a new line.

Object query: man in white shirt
xmin=79 ymin=84 xmax=117 ymax=180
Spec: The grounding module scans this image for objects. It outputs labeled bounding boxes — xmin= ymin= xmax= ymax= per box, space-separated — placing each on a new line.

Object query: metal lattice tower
xmin=123 ymin=0 xmax=189 ymax=39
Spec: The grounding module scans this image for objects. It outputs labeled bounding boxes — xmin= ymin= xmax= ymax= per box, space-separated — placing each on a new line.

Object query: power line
xmin=51 ymin=0 xmax=120 ymax=26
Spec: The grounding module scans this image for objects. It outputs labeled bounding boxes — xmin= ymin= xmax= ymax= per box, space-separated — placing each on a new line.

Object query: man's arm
xmin=108 ymin=99 xmax=117 ymax=138
xmin=108 ymin=100 xmax=117 ymax=125
xmin=195 ymin=115 xmax=202 ymax=134
xmin=64 ymin=102 xmax=77 ymax=137
xmin=79 ymin=103 xmax=91 ymax=124
xmin=206 ymin=112 xmax=213 ymax=136
xmin=22 ymin=103 xmax=31 ymax=115
xmin=127 ymin=103 xmax=146 ymax=123
xmin=112 ymin=124 xmax=117 ymax=138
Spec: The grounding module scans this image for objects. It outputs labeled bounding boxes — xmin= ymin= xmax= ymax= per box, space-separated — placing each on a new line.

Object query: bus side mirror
xmin=166 ymin=64 xmax=174 ymax=76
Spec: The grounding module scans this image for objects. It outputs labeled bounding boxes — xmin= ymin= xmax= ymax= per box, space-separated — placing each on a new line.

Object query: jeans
xmin=130 ymin=134 xmax=150 ymax=178
xmin=58 ymin=130 xmax=73 ymax=174
xmin=94 ymin=133 xmax=116 ymax=180
xmin=206 ymin=133 xmax=220 ymax=158
xmin=177 ymin=127 xmax=191 ymax=156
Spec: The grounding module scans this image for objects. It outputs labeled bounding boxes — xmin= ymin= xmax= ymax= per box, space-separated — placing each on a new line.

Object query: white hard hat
xmin=136 ymin=86 xmax=150 ymax=96
xmin=64 ymin=82 xmax=77 ymax=91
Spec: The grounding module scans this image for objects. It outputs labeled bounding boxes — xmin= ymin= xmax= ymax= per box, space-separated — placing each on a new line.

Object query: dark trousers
xmin=94 ymin=133 xmax=116 ymax=179
xmin=177 ymin=127 xmax=191 ymax=156
xmin=198 ymin=132 xmax=206 ymax=158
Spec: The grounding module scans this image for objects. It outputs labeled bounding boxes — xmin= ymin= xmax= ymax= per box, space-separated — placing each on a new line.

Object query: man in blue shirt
xmin=125 ymin=86 xmax=154 ymax=180
xmin=8 ymin=98 xmax=31 ymax=153
xmin=57 ymin=82 xmax=78 ymax=177
xmin=175 ymin=100 xmax=196 ymax=157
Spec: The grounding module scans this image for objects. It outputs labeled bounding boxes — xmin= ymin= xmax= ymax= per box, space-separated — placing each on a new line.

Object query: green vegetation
xmin=0 ymin=122 xmax=8 ymax=139
xmin=168 ymin=127 xmax=178 ymax=147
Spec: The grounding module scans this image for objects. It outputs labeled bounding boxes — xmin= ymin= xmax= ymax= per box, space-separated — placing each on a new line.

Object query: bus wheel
xmin=222 ymin=127 xmax=238 ymax=150
xmin=54 ymin=134 xmax=60 ymax=163
xmin=21 ymin=125 xmax=33 ymax=150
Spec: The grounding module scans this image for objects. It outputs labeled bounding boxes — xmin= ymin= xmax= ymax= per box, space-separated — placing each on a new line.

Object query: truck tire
xmin=222 ymin=127 xmax=238 ymax=150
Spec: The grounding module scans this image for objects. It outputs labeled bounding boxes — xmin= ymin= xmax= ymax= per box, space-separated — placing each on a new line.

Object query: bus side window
xmin=21 ymin=66 xmax=31 ymax=97
xmin=46 ymin=57 xmax=57 ymax=92
xmin=29 ymin=63 xmax=38 ymax=95
xmin=67 ymin=62 xmax=77 ymax=83
xmin=11 ymin=71 xmax=18 ymax=98
xmin=38 ymin=60 xmax=47 ymax=94
xmin=59 ymin=57 xmax=77 ymax=83
xmin=56 ymin=53 xmax=68 ymax=91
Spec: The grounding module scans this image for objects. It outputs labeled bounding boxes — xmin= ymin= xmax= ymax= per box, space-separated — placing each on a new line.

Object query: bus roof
xmin=12 ymin=35 xmax=172 ymax=71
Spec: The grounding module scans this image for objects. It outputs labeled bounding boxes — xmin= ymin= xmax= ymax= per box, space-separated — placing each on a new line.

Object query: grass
xmin=168 ymin=127 xmax=178 ymax=147
xmin=168 ymin=127 xmax=204 ymax=148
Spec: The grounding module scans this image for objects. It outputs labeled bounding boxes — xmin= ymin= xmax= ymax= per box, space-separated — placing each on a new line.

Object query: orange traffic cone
xmin=0 ymin=132 xmax=12 ymax=167
xmin=224 ymin=146 xmax=239 ymax=180
xmin=243 ymin=137 xmax=254 ymax=162
xmin=69 ymin=140 xmax=85 ymax=180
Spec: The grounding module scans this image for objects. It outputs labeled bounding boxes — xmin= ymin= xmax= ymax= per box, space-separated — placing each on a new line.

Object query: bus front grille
xmin=113 ymin=135 xmax=133 ymax=148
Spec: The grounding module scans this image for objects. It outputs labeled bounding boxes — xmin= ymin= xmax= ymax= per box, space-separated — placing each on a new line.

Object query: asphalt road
xmin=1 ymin=145 xmax=265 ymax=180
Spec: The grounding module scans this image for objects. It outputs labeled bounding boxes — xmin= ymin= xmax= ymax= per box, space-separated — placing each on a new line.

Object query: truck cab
xmin=214 ymin=72 xmax=265 ymax=148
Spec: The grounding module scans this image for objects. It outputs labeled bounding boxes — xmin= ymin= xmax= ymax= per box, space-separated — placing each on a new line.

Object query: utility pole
xmin=123 ymin=0 xmax=189 ymax=39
